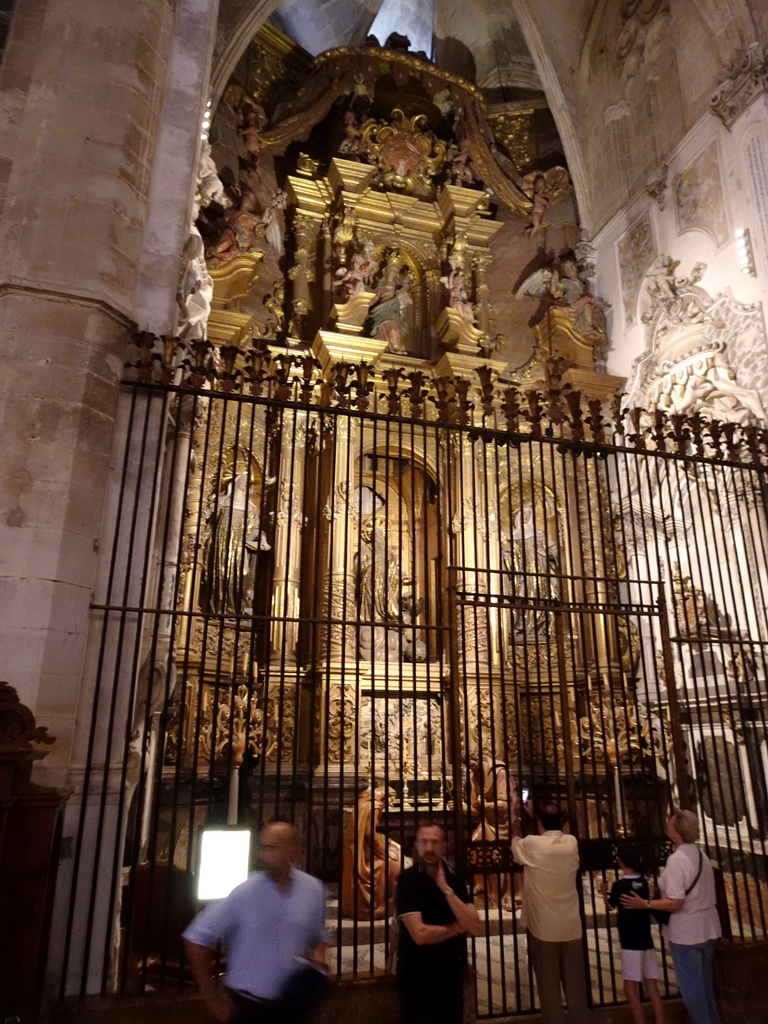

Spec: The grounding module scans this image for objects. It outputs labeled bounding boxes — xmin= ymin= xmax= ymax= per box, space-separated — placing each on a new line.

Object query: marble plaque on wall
xmin=674 ymin=141 xmax=729 ymax=248
xmin=617 ymin=211 xmax=654 ymax=326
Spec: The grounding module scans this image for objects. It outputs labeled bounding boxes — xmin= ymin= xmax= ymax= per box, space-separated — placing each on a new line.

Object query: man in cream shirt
xmin=511 ymin=803 xmax=591 ymax=1024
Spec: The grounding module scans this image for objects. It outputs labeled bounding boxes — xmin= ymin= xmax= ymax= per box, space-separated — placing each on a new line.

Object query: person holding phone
xmin=511 ymin=802 xmax=592 ymax=1024
xmin=395 ymin=822 xmax=481 ymax=1024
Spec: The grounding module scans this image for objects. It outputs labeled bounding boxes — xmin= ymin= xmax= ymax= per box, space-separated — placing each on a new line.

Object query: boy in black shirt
xmin=601 ymin=844 xmax=666 ymax=1024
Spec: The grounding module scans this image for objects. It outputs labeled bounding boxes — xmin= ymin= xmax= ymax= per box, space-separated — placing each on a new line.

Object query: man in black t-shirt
xmin=395 ymin=823 xmax=481 ymax=1024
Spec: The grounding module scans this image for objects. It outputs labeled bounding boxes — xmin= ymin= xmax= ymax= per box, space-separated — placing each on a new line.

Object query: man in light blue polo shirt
xmin=184 ymin=822 xmax=330 ymax=1024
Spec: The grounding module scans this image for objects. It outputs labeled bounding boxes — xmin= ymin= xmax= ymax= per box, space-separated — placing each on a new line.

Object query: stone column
xmin=0 ymin=0 xmax=220 ymax=997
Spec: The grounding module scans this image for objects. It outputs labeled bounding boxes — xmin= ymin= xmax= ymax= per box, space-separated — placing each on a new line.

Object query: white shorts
xmin=621 ymin=948 xmax=660 ymax=983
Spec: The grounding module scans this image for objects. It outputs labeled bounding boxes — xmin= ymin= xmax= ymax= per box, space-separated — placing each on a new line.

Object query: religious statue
xmin=514 ymin=256 xmax=610 ymax=368
xmin=340 ymin=785 xmax=403 ymax=920
xmin=521 ymin=166 xmax=572 ymax=242
xmin=338 ymin=110 xmax=363 ymax=156
xmin=355 ymin=515 xmax=423 ymax=661
xmin=335 ymin=250 xmax=376 ymax=300
xmin=502 ymin=504 xmax=559 ymax=639
xmin=550 ymin=258 xmax=610 ymax=333
xmin=205 ymin=473 xmax=270 ymax=616
xmin=364 ymin=258 xmax=412 ymax=354
xmin=441 ymin=267 xmax=475 ymax=322
xmin=470 ymin=758 xmax=517 ymax=910
xmin=207 ymin=191 xmax=265 ymax=266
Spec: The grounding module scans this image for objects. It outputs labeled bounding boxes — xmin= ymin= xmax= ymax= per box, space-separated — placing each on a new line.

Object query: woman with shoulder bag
xmin=621 ymin=809 xmax=721 ymax=1024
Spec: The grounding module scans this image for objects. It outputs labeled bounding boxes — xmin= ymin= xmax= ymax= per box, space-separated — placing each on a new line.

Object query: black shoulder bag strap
xmin=685 ymin=848 xmax=704 ymax=896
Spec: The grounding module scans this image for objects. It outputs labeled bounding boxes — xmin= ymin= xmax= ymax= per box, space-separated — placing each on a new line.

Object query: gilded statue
xmin=470 ymin=758 xmax=516 ymax=910
xmin=441 ymin=267 xmax=475 ymax=323
xmin=205 ymin=473 xmax=270 ymax=615
xmin=354 ymin=515 xmax=423 ymax=661
xmin=364 ymin=258 xmax=412 ymax=354
xmin=502 ymin=504 xmax=559 ymax=639
xmin=341 ymin=785 xmax=403 ymax=920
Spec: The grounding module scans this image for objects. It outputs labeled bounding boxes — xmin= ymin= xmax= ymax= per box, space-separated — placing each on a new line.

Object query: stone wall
xmin=593 ymin=76 xmax=768 ymax=406
xmin=0 ymin=0 xmax=215 ymax=790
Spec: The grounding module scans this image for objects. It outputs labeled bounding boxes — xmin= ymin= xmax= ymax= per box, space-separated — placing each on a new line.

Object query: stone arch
xmin=211 ymin=0 xmax=281 ymax=104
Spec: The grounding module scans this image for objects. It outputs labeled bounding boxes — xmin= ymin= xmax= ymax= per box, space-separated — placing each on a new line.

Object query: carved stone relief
xmin=617 ymin=212 xmax=654 ymax=327
xmin=645 ymin=164 xmax=668 ymax=210
xmin=710 ymin=43 xmax=768 ymax=129
xmin=674 ymin=142 xmax=728 ymax=248
xmin=360 ymin=695 xmax=443 ymax=781
xmin=625 ymin=257 xmax=768 ymax=423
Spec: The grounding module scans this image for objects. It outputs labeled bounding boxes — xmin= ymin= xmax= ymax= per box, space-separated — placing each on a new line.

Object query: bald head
xmin=259 ymin=822 xmax=300 ymax=880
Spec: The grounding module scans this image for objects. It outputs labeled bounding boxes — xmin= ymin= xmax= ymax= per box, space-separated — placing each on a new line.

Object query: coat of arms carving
xmin=361 ymin=108 xmax=447 ymax=196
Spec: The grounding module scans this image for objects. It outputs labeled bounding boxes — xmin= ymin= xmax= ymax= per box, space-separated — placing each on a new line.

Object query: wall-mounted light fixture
xmin=197 ymin=827 xmax=251 ymax=901
xmin=201 ymin=98 xmax=212 ymax=141
xmin=735 ymin=228 xmax=756 ymax=275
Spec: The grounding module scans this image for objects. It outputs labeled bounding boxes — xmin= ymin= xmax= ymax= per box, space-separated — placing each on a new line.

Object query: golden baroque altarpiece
xmin=67 ymin=26 xmax=768 ymax=1011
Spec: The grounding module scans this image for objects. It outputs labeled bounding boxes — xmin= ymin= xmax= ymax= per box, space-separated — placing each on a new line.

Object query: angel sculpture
xmin=206 ymin=191 xmax=266 ymax=267
xmin=521 ymin=166 xmax=571 ymax=241
xmin=239 ymin=102 xmax=267 ymax=168
xmin=441 ymin=267 xmax=475 ymax=323
xmin=449 ymin=139 xmax=475 ymax=185
xmin=338 ymin=110 xmax=363 ymax=156
xmin=335 ymin=250 xmax=377 ymax=300
xmin=516 ymin=257 xmax=610 ymax=335
xmin=515 ymin=257 xmax=610 ymax=368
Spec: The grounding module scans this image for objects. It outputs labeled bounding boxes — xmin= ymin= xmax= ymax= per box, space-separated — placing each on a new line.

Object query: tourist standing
xmin=621 ymin=809 xmax=720 ymax=1024
xmin=601 ymin=843 xmax=666 ymax=1024
xmin=395 ymin=822 xmax=481 ymax=1024
xmin=183 ymin=822 xmax=329 ymax=1024
xmin=511 ymin=803 xmax=592 ymax=1024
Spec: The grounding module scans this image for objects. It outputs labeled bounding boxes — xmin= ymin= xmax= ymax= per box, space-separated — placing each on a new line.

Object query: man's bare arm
xmin=400 ymin=912 xmax=463 ymax=946
xmin=434 ymin=863 xmax=481 ymax=937
xmin=184 ymin=938 xmax=235 ymax=1024
xmin=441 ymin=889 xmax=481 ymax=936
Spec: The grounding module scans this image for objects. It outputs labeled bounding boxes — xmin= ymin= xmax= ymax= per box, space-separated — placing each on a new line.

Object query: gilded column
xmin=288 ymin=212 xmax=317 ymax=339
xmin=269 ymin=410 xmax=312 ymax=663
xmin=473 ymin=252 xmax=493 ymax=338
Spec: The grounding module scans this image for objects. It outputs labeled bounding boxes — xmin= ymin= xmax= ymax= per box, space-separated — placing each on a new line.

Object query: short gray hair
xmin=671 ymin=808 xmax=700 ymax=844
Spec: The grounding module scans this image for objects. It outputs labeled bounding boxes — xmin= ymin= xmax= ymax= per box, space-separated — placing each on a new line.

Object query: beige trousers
xmin=527 ymin=932 xmax=592 ymax=1024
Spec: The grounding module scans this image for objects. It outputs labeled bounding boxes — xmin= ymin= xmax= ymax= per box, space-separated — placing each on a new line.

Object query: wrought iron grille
xmin=59 ymin=350 xmax=768 ymax=1016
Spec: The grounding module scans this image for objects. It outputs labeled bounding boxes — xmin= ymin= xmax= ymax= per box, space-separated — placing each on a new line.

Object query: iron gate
xmin=59 ymin=349 xmax=768 ymax=1015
